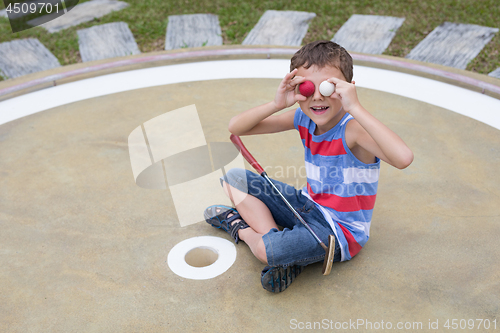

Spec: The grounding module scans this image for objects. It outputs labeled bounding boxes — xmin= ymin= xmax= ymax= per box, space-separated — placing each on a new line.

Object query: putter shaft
xmin=262 ymin=172 xmax=327 ymax=250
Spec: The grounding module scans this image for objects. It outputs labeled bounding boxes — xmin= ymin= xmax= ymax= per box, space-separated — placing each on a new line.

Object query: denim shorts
xmin=220 ymin=168 xmax=341 ymax=267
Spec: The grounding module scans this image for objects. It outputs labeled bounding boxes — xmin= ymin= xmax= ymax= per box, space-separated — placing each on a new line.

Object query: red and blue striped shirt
xmin=294 ymin=108 xmax=380 ymax=261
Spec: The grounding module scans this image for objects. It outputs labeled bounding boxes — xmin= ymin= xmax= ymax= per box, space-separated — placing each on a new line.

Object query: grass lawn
xmin=0 ymin=0 xmax=499 ymax=82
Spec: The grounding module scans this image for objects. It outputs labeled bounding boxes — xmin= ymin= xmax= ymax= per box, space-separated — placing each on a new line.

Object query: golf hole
xmin=185 ymin=246 xmax=219 ymax=267
xmin=167 ymin=236 xmax=237 ymax=280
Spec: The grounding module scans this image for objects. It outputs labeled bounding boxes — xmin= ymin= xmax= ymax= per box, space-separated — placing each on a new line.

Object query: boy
xmin=204 ymin=40 xmax=413 ymax=293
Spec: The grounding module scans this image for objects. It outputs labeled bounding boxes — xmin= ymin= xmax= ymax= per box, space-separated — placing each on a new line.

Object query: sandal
xmin=204 ymin=205 xmax=250 ymax=244
xmin=261 ymin=265 xmax=304 ymax=293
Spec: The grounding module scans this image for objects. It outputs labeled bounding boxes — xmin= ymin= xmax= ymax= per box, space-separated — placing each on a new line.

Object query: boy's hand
xmin=327 ymin=78 xmax=414 ymax=169
xmin=327 ymin=77 xmax=362 ymax=114
xmin=273 ymin=68 xmax=307 ymax=111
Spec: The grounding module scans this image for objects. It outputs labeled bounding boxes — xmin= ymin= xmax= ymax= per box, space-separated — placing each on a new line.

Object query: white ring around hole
xmin=167 ymin=236 xmax=236 ymax=280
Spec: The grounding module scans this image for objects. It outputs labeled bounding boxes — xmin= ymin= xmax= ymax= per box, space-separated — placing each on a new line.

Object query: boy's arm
xmin=329 ymin=78 xmax=414 ymax=169
xmin=229 ymin=105 xmax=297 ymax=135
xmin=228 ymin=68 xmax=306 ymax=136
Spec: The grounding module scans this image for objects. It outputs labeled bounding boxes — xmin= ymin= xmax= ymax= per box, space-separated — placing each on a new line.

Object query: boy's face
xmin=296 ymin=65 xmax=347 ymax=135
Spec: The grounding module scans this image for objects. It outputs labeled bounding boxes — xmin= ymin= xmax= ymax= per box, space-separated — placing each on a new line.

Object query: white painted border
xmin=0 ymin=59 xmax=499 ymax=130
xmin=167 ymin=236 xmax=237 ymax=280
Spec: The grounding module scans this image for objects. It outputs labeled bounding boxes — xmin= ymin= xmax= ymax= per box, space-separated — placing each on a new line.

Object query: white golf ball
xmin=319 ymin=81 xmax=335 ymax=96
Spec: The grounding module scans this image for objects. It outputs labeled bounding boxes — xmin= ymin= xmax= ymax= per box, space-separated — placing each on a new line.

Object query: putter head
xmin=322 ymin=234 xmax=336 ymax=276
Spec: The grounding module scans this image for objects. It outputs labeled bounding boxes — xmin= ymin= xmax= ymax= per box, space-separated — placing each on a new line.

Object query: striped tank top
xmin=294 ymin=108 xmax=381 ymax=261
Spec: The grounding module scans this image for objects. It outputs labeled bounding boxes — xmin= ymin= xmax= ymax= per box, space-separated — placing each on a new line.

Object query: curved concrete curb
xmin=0 ymin=45 xmax=499 ymax=102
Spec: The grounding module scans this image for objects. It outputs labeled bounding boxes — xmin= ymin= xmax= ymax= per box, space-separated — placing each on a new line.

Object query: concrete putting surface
xmin=0 ymin=57 xmax=499 ymax=331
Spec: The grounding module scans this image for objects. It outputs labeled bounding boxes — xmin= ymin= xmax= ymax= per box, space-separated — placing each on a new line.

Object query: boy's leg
xmin=210 ymin=168 xmax=338 ymax=292
xmin=219 ymin=170 xmax=338 ymax=267
xmin=221 ymin=180 xmax=276 ymax=264
xmin=222 ymin=179 xmax=279 ymax=234
xmin=216 ymin=167 xmax=301 ymax=265
xmin=217 ymin=168 xmax=333 ymax=267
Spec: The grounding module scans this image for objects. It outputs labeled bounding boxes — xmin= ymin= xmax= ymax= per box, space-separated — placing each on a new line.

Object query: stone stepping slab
xmin=29 ymin=0 xmax=129 ymax=33
xmin=242 ymin=10 xmax=316 ymax=46
xmin=331 ymin=14 xmax=405 ymax=54
xmin=165 ymin=13 xmax=222 ymax=50
xmin=78 ymin=22 xmax=140 ymax=62
xmin=489 ymin=68 xmax=500 ymax=79
xmin=406 ymin=22 xmax=499 ymax=69
xmin=0 ymin=38 xmax=60 ymax=79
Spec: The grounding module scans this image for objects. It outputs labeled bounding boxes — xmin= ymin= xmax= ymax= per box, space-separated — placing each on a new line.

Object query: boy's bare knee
xmin=222 ymin=180 xmax=239 ymax=197
xmin=222 ymin=180 xmax=248 ymax=205
xmin=221 ymin=180 xmax=231 ymax=197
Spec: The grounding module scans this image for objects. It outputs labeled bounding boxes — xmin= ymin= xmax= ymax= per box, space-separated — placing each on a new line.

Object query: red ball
xmin=299 ymin=80 xmax=315 ymax=97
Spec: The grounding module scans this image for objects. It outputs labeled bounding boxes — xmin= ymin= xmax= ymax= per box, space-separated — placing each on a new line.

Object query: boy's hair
xmin=290 ymin=40 xmax=353 ymax=82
